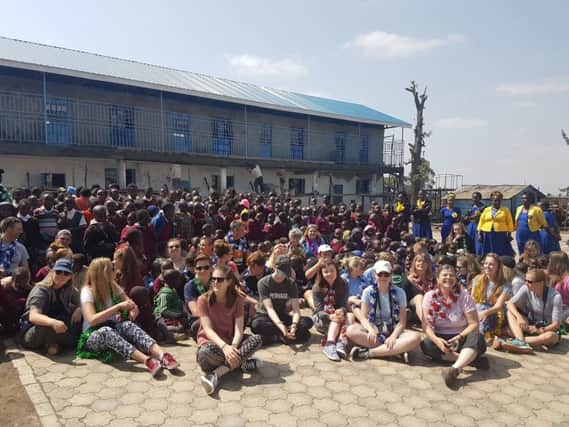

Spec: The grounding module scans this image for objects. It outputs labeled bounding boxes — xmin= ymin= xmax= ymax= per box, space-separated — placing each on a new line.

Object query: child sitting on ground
xmin=154 ymin=269 xmax=188 ymax=342
xmin=0 ymin=267 xmax=32 ymax=335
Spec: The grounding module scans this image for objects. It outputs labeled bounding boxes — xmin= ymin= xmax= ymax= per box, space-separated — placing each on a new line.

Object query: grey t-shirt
xmin=510 ymin=285 xmax=563 ymax=324
xmin=257 ymin=275 xmax=298 ymax=319
xmin=1 ymin=241 xmax=29 ymax=274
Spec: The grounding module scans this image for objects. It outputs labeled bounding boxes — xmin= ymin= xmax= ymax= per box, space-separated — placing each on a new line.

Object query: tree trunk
xmin=405 ymin=81 xmax=429 ymax=203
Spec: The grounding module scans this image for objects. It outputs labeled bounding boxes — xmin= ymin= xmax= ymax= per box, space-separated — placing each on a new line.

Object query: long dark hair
xmin=314 ymin=259 xmax=346 ymax=294
xmin=207 ymin=265 xmax=239 ymax=308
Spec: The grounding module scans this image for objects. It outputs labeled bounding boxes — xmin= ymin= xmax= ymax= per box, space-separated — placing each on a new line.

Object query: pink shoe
xmin=145 ymin=357 xmax=162 ymax=377
xmin=160 ymin=352 xmax=179 ymax=370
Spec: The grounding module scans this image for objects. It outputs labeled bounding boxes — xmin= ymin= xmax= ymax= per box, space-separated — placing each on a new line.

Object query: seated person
xmin=184 ymin=254 xmax=212 ymax=340
xmin=497 ymin=268 xmax=562 ymax=353
xmin=154 ymin=269 xmax=188 ymax=342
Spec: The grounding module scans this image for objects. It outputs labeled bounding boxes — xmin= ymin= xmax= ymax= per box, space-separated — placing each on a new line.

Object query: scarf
xmin=76 ymin=293 xmax=127 ymax=363
xmin=0 ymin=239 xmax=17 ymax=272
xmin=367 ymin=286 xmax=401 ymax=327
xmin=426 ymin=285 xmax=461 ymax=330
xmin=194 ymin=277 xmax=207 ymax=295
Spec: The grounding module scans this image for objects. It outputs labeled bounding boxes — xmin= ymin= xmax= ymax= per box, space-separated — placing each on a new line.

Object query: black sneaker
xmin=241 ymin=358 xmax=263 ymax=372
xmin=470 ymin=356 xmax=490 ymax=371
xmin=200 ymin=372 xmax=219 ymax=395
xmin=350 ymin=346 xmax=369 ymax=361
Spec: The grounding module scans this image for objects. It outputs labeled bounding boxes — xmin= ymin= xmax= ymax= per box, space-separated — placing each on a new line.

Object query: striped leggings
xmin=196 ymin=334 xmax=263 ymax=373
xmin=85 ymin=321 xmax=156 ymax=360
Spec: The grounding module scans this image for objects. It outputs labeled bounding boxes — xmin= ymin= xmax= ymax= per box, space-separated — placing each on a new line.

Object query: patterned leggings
xmin=196 ymin=334 xmax=263 ymax=373
xmin=85 ymin=321 xmax=156 ymax=360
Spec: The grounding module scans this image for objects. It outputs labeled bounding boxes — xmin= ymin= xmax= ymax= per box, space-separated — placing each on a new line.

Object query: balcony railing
xmin=0 ymin=90 xmax=404 ymax=167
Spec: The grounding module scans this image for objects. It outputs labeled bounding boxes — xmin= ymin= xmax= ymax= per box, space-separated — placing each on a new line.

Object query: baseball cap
xmin=318 ymin=244 xmax=333 ymax=254
xmin=53 ymin=258 xmax=73 ymax=274
xmin=373 ymin=260 xmax=392 ymax=274
xmin=274 ymin=255 xmax=292 ymax=278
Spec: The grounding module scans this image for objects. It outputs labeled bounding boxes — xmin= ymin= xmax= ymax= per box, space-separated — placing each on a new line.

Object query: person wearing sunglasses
xmin=197 ymin=265 xmax=263 ymax=395
xmin=498 ymin=268 xmax=562 ymax=353
xmin=19 ymin=258 xmax=82 ymax=355
xmin=184 ymin=254 xmax=212 ymax=341
xmin=167 ymin=238 xmax=185 ymax=272
xmin=348 ymin=260 xmax=420 ymax=362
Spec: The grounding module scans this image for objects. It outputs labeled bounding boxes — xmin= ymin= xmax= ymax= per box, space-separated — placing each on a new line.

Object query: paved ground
xmin=4 ymin=326 xmax=569 ymax=427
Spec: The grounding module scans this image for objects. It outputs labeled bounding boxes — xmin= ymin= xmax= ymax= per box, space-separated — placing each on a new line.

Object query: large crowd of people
xmin=0 ymin=173 xmax=566 ymax=394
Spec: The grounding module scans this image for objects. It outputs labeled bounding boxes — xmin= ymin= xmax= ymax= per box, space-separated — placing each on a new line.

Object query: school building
xmin=0 ymin=37 xmax=410 ymax=204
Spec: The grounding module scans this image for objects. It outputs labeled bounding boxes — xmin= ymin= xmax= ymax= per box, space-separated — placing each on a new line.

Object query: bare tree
xmin=405 ymin=81 xmax=431 ymax=202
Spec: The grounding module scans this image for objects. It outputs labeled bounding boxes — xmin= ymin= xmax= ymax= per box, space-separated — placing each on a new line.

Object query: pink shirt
xmin=196 ymin=295 xmax=244 ymax=347
xmin=422 ymin=288 xmax=476 ymax=335
xmin=555 ymin=276 xmax=569 ymax=307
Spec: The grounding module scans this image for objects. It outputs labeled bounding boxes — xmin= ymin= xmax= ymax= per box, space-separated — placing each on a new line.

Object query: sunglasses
xmin=195 ymin=266 xmax=211 ymax=271
xmin=211 ymin=277 xmax=226 ymax=283
xmin=377 ymin=272 xmax=391 ymax=277
xmin=55 ymin=270 xmax=72 ymax=276
xmin=526 ymin=279 xmax=541 ymax=284
xmin=168 ymin=245 xmax=180 ymax=249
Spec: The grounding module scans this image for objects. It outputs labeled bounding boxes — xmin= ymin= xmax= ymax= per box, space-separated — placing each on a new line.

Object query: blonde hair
xmin=342 ymin=256 xmax=364 ymax=273
xmin=472 ymin=253 xmax=505 ymax=305
xmin=86 ymin=257 xmax=121 ymax=305
xmin=409 ymin=253 xmax=434 ymax=281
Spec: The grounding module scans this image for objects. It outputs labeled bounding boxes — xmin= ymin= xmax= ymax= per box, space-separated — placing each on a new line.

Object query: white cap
xmin=318 ymin=244 xmax=333 ymax=253
xmin=373 ymin=260 xmax=392 ymax=274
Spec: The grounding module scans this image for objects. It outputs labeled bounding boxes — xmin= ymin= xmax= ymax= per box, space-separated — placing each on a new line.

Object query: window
xmin=40 ymin=173 xmax=66 ymax=188
xmin=290 ymin=127 xmax=304 ymax=160
xmin=126 ymin=168 xmax=137 ymax=185
xmin=259 ymin=124 xmax=272 ymax=158
xmin=110 ymin=105 xmax=135 ymax=147
xmin=226 ymin=175 xmax=234 ymax=189
xmin=335 ymin=132 xmax=346 ymax=164
xmin=359 ymin=135 xmax=369 ymax=164
xmin=356 ymin=179 xmax=370 ymax=194
xmin=105 ymin=168 xmax=118 ymax=187
xmin=288 ymin=178 xmax=305 ymax=195
xmin=166 ymin=112 xmax=191 ymax=153
xmin=211 ymin=117 xmax=233 ymax=155
xmin=45 ymin=97 xmax=71 ymax=145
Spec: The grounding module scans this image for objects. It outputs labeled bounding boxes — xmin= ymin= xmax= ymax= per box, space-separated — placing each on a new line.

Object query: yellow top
xmin=395 ymin=201 xmax=406 ymax=213
xmin=477 ymin=207 xmax=514 ymax=233
xmin=416 ymin=200 xmax=425 ymax=209
xmin=514 ymin=205 xmax=546 ymax=232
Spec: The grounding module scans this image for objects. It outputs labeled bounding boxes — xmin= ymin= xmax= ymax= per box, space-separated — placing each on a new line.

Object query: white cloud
xmin=344 ymin=31 xmax=464 ymax=59
xmin=513 ymin=101 xmax=536 ymax=108
xmin=227 ymin=54 xmax=306 ymax=77
xmin=496 ymin=76 xmax=569 ymax=96
xmin=434 ymin=117 xmax=488 ymax=130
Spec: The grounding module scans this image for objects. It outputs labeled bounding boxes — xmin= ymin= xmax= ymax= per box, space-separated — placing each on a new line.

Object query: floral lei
xmin=426 ymin=285 xmax=461 ymax=329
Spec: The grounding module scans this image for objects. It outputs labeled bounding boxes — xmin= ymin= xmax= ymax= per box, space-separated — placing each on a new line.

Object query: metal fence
xmin=0 ymin=89 xmax=404 ymax=167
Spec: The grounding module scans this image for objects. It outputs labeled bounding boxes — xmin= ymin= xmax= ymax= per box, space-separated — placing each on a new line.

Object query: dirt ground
xmin=0 ymin=340 xmax=40 ymax=427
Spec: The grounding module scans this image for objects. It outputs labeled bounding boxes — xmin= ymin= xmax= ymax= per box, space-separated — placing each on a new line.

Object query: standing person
xmin=394 ymin=192 xmax=411 ymax=232
xmin=251 ymin=164 xmax=263 ymax=194
xmin=440 ymin=193 xmax=462 ymax=243
xmin=19 ymin=259 xmax=81 ymax=355
xmin=196 ymin=265 xmax=263 ymax=395
xmin=121 ymin=209 xmax=158 ymax=262
xmin=465 ymin=192 xmax=485 ymax=256
xmin=514 ymin=192 xmax=546 ymax=255
xmin=347 ymin=260 xmax=421 ymax=362
xmin=497 ymin=268 xmax=562 ymax=353
xmin=477 ymin=191 xmax=515 ymax=257
xmin=77 ymin=257 xmax=178 ymax=375
xmin=0 ymin=216 xmax=29 ymax=276
xmin=411 ymin=190 xmax=432 ymax=239
xmin=311 ymin=260 xmax=350 ymax=361
xmin=421 ymin=265 xmax=488 ymax=387
xmin=539 ymin=201 xmax=561 ymax=254
xmin=83 ymin=206 xmax=118 ymax=260
xmin=251 ymin=255 xmax=313 ymax=345
xmin=0 ymin=168 xmax=12 ymax=203
xmin=470 ymin=254 xmax=512 ymax=344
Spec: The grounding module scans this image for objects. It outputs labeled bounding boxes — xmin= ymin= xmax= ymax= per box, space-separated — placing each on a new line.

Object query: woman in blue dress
xmin=464 ymin=192 xmax=485 ymax=256
xmin=514 ymin=192 xmax=546 ymax=255
xmin=411 ymin=190 xmax=432 ymax=239
xmin=539 ymin=201 xmax=561 ymax=254
xmin=477 ymin=191 xmax=515 ymax=257
xmin=440 ymin=193 xmax=461 ymax=243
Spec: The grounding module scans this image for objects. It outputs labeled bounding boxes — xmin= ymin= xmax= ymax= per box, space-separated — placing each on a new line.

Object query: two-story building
xmin=0 ymin=37 xmax=410 ymax=204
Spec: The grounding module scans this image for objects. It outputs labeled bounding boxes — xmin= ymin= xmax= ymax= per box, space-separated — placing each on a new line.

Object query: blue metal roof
xmin=0 ymin=36 xmax=411 ymax=128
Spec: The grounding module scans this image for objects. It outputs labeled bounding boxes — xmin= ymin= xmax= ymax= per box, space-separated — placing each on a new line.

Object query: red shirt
xmin=196 ymin=295 xmax=244 ymax=347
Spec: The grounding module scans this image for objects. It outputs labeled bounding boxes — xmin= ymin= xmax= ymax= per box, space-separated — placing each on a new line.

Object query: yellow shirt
xmin=514 ymin=205 xmax=546 ymax=232
xmin=477 ymin=207 xmax=514 ymax=233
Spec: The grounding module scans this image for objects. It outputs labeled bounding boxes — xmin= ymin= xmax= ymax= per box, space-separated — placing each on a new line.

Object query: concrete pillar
xmin=118 ymin=160 xmax=127 ymax=189
xmin=371 ymin=173 xmax=378 ymax=193
xmin=312 ymin=171 xmax=319 ymax=194
xmin=220 ymin=167 xmax=227 ymax=192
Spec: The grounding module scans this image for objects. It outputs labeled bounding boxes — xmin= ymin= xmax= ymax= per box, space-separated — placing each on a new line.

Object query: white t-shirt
xmin=80 ymin=286 xmax=121 ymax=332
xmin=252 ymin=165 xmax=262 ymax=178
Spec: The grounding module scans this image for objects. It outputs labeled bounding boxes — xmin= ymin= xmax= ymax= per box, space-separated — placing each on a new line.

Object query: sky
xmin=1 ymin=0 xmax=568 ymax=193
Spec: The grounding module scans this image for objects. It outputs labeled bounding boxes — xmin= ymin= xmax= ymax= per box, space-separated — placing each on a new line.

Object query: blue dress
xmin=480 ymin=208 xmax=515 ymax=257
xmin=440 ymin=206 xmax=461 ymax=242
xmin=515 ymin=210 xmax=541 ymax=254
xmin=540 ymin=211 xmax=561 ymax=254
xmin=412 ymin=200 xmax=433 ymax=239
xmin=466 ymin=204 xmax=484 ymax=256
